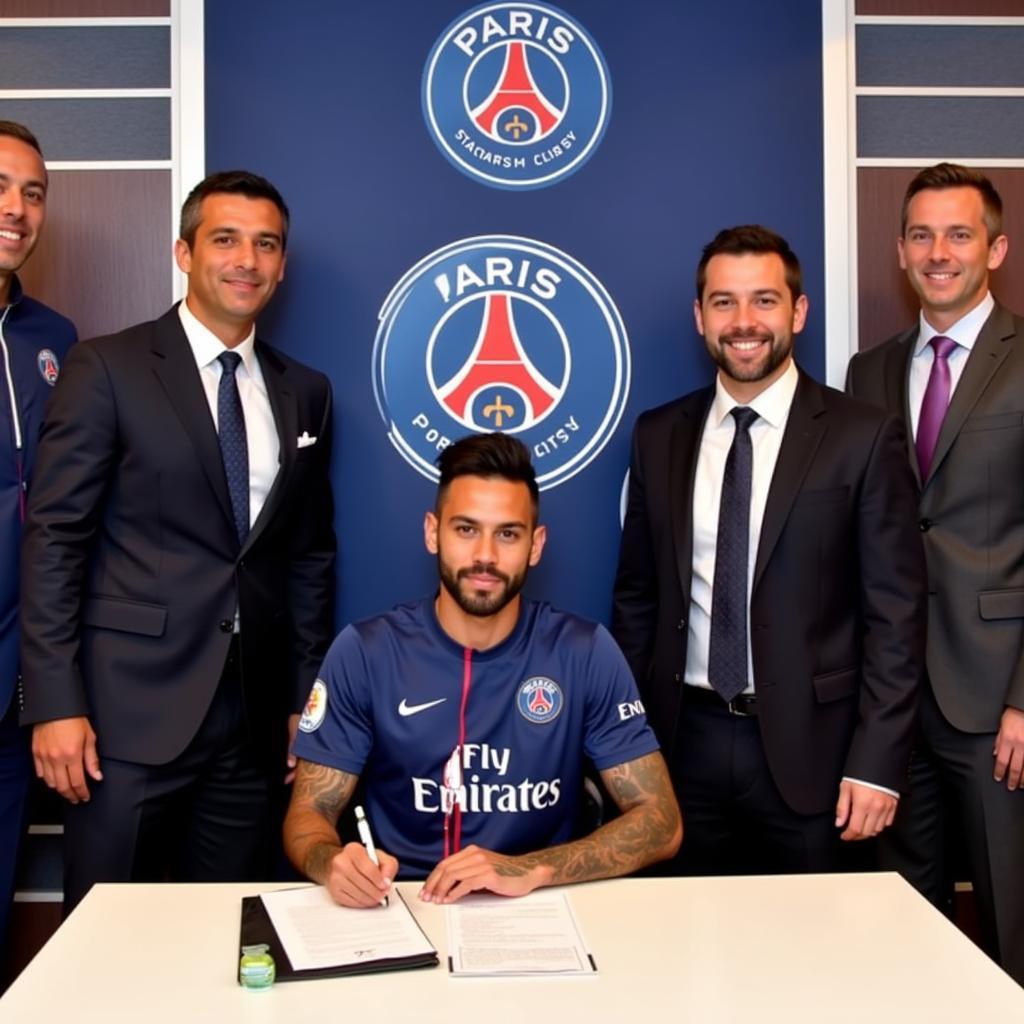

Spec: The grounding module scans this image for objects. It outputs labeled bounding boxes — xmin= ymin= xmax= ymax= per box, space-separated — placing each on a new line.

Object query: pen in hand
xmin=355 ymin=805 xmax=389 ymax=907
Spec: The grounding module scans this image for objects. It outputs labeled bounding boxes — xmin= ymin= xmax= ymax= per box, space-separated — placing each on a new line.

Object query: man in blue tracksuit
xmin=0 ymin=121 xmax=76 ymax=955
xmin=285 ymin=433 xmax=682 ymax=907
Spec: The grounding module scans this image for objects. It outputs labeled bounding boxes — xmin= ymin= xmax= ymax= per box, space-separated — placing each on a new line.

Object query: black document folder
xmin=238 ymin=890 xmax=439 ymax=983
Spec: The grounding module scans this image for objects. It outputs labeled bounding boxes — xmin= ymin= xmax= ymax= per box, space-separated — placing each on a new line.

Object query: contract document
xmin=446 ymin=890 xmax=597 ymax=976
xmin=247 ymin=886 xmax=437 ymax=978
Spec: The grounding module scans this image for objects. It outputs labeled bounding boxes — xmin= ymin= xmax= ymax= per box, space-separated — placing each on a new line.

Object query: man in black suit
xmin=19 ymin=171 xmax=336 ymax=911
xmin=847 ymin=164 xmax=1024 ymax=985
xmin=613 ymin=225 xmax=925 ymax=873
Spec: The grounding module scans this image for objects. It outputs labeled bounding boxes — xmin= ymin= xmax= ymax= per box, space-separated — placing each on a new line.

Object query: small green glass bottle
xmin=239 ymin=943 xmax=276 ymax=989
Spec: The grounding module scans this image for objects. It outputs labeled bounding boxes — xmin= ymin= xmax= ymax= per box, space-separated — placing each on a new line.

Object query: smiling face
xmin=694 ymin=252 xmax=808 ymax=403
xmin=898 ymin=186 xmax=1008 ymax=332
xmin=0 ymin=134 xmax=47 ymax=302
xmin=174 ymin=192 xmax=286 ymax=347
xmin=425 ymin=474 xmax=546 ymax=645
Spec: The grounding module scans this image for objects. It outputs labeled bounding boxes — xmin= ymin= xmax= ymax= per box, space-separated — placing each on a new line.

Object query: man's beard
xmin=709 ymin=325 xmax=792 ymax=384
xmin=438 ymin=557 xmax=528 ymax=617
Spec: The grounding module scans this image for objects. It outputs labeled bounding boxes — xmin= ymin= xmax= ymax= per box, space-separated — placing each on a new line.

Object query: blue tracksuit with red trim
xmin=0 ymin=275 xmax=75 ymax=946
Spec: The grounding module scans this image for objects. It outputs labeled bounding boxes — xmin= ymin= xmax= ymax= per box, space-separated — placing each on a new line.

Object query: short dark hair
xmin=179 ymin=170 xmax=290 ymax=249
xmin=901 ymin=162 xmax=1003 ymax=243
xmin=436 ymin=433 xmax=539 ymax=514
xmin=696 ymin=224 xmax=803 ymax=302
xmin=0 ymin=120 xmax=43 ymax=156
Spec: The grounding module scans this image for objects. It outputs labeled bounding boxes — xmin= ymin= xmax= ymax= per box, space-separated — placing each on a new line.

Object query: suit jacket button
xmin=919 ymin=518 xmax=933 ymax=532
xmin=219 ymin=619 xmax=233 ymax=633
xmin=677 ymin=619 xmax=685 ymax=631
xmin=674 ymin=673 xmax=681 ymax=683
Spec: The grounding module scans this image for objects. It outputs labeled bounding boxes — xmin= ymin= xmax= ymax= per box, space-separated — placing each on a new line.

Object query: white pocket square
xmin=297 ymin=431 xmax=318 ymax=449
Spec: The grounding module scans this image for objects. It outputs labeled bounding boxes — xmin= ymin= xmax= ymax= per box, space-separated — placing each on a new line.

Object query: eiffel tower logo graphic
xmin=436 ymin=293 xmax=562 ymax=429
xmin=471 ymin=42 xmax=563 ymax=143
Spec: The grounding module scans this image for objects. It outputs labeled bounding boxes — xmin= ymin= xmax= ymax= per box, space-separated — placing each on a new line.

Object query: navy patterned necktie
xmin=217 ymin=351 xmax=249 ymax=545
xmin=708 ymin=406 xmax=759 ymax=702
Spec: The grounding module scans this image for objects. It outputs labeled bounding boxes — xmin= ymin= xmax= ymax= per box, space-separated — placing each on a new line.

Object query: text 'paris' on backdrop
xmin=205 ymin=0 xmax=826 ymax=628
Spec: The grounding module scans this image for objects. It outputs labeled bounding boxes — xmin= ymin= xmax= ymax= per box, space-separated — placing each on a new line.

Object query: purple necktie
xmin=915 ymin=335 xmax=958 ymax=479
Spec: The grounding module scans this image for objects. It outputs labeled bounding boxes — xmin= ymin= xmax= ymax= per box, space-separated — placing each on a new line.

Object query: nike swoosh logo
xmin=398 ymin=697 xmax=448 ymax=717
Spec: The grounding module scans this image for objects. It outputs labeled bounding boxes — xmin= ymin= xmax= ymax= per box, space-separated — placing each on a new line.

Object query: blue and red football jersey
xmin=293 ymin=597 xmax=659 ymax=878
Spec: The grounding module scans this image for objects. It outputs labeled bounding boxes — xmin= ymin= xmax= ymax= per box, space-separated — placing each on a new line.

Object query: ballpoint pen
xmin=355 ymin=805 xmax=389 ymax=907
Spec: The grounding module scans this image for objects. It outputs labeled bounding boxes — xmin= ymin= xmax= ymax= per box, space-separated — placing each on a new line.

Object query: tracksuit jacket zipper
xmin=0 ymin=306 xmax=26 ymax=521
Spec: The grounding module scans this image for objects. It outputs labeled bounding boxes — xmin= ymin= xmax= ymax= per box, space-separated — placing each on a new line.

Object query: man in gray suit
xmin=847 ymin=163 xmax=1024 ymax=985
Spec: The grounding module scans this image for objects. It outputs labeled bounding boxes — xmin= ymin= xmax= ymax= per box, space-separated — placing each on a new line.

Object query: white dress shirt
xmin=177 ymin=300 xmax=280 ymax=528
xmin=908 ymin=291 xmax=994 ymax=438
xmin=684 ymin=359 xmax=895 ymax=798
xmin=685 ymin=359 xmax=798 ymax=693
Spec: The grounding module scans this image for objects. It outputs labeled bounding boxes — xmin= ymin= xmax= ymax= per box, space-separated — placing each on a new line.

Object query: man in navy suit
xmin=0 ymin=120 xmax=76 ymax=956
xmin=20 ymin=171 xmax=335 ymax=912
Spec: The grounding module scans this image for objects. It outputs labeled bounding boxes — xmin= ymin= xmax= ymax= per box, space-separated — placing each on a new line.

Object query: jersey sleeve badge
xmin=298 ymin=679 xmax=328 ymax=733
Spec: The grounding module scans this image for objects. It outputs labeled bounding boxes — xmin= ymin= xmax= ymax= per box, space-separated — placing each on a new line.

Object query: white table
xmin=2 ymin=873 xmax=1021 ymax=1022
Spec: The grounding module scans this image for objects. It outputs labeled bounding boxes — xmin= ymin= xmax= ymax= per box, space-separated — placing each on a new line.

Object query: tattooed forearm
xmin=498 ymin=752 xmax=681 ymax=886
xmin=284 ymin=761 xmax=361 ymax=882
xmin=305 ymin=841 xmax=345 ymax=886
xmin=291 ymin=761 xmax=358 ymax=824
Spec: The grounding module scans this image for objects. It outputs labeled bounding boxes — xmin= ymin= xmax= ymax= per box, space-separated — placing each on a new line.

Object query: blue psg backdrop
xmin=205 ymin=1 xmax=825 ymax=629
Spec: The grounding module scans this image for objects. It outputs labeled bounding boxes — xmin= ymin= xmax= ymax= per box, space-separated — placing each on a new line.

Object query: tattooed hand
xmin=420 ymin=844 xmax=550 ymax=903
xmin=420 ymin=751 xmax=682 ymax=904
xmin=283 ymin=760 xmax=400 ymax=908
xmin=320 ymin=841 xmax=399 ymax=908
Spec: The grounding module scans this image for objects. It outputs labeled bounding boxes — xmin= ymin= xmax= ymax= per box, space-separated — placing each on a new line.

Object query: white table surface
xmin=2 ymin=872 xmax=1021 ymax=1022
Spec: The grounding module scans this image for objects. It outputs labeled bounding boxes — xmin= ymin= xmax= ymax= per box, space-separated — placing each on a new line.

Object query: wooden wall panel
xmin=0 ymin=27 xmax=170 ymax=89
xmin=0 ymin=99 xmax=171 ymax=160
xmin=0 ymin=1 xmax=168 ymax=14
xmin=857 ymin=1 xmax=1024 ymax=14
xmin=857 ymin=167 xmax=1024 ymax=350
xmin=19 ymin=169 xmax=173 ymax=341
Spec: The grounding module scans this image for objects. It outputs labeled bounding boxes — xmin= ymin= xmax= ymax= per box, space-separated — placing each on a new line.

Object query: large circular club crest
xmin=372 ymin=235 xmax=630 ymax=491
xmin=422 ymin=2 xmax=612 ymax=190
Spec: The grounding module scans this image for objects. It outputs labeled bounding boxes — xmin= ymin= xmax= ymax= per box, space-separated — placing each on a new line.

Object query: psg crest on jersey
xmin=372 ymin=234 xmax=630 ymax=491
xmin=422 ymin=2 xmax=612 ymax=189
xmin=37 ymin=348 xmax=60 ymax=386
xmin=516 ymin=676 xmax=563 ymax=724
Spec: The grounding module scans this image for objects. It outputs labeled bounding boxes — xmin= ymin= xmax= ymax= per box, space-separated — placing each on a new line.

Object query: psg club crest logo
xmin=516 ymin=676 xmax=563 ymax=724
xmin=422 ymin=2 xmax=612 ymax=189
xmin=372 ymin=235 xmax=630 ymax=491
xmin=37 ymin=348 xmax=60 ymax=386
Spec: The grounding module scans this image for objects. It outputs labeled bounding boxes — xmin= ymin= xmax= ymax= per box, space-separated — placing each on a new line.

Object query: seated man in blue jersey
xmin=284 ymin=433 xmax=682 ymax=906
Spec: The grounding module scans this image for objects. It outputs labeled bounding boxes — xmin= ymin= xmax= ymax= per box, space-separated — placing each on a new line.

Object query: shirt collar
xmin=423 ymin=594 xmax=532 ymax=661
xmin=915 ymin=291 xmax=994 ymax=356
xmin=2 ymin=273 xmax=23 ymax=309
xmin=177 ymin=299 xmax=258 ymax=375
xmin=709 ymin=357 xmax=799 ymax=430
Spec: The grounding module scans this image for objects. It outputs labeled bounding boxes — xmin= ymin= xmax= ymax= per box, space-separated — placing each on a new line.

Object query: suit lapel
xmin=671 ymin=392 xmax=712 ymax=597
xmin=245 ymin=340 xmax=297 ymax=552
xmin=752 ymin=373 xmax=827 ymax=590
xmin=149 ymin=308 xmax=237 ymax=539
xmin=923 ymin=304 xmax=1015 ymax=487
xmin=886 ymin=329 xmax=921 ymax=485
